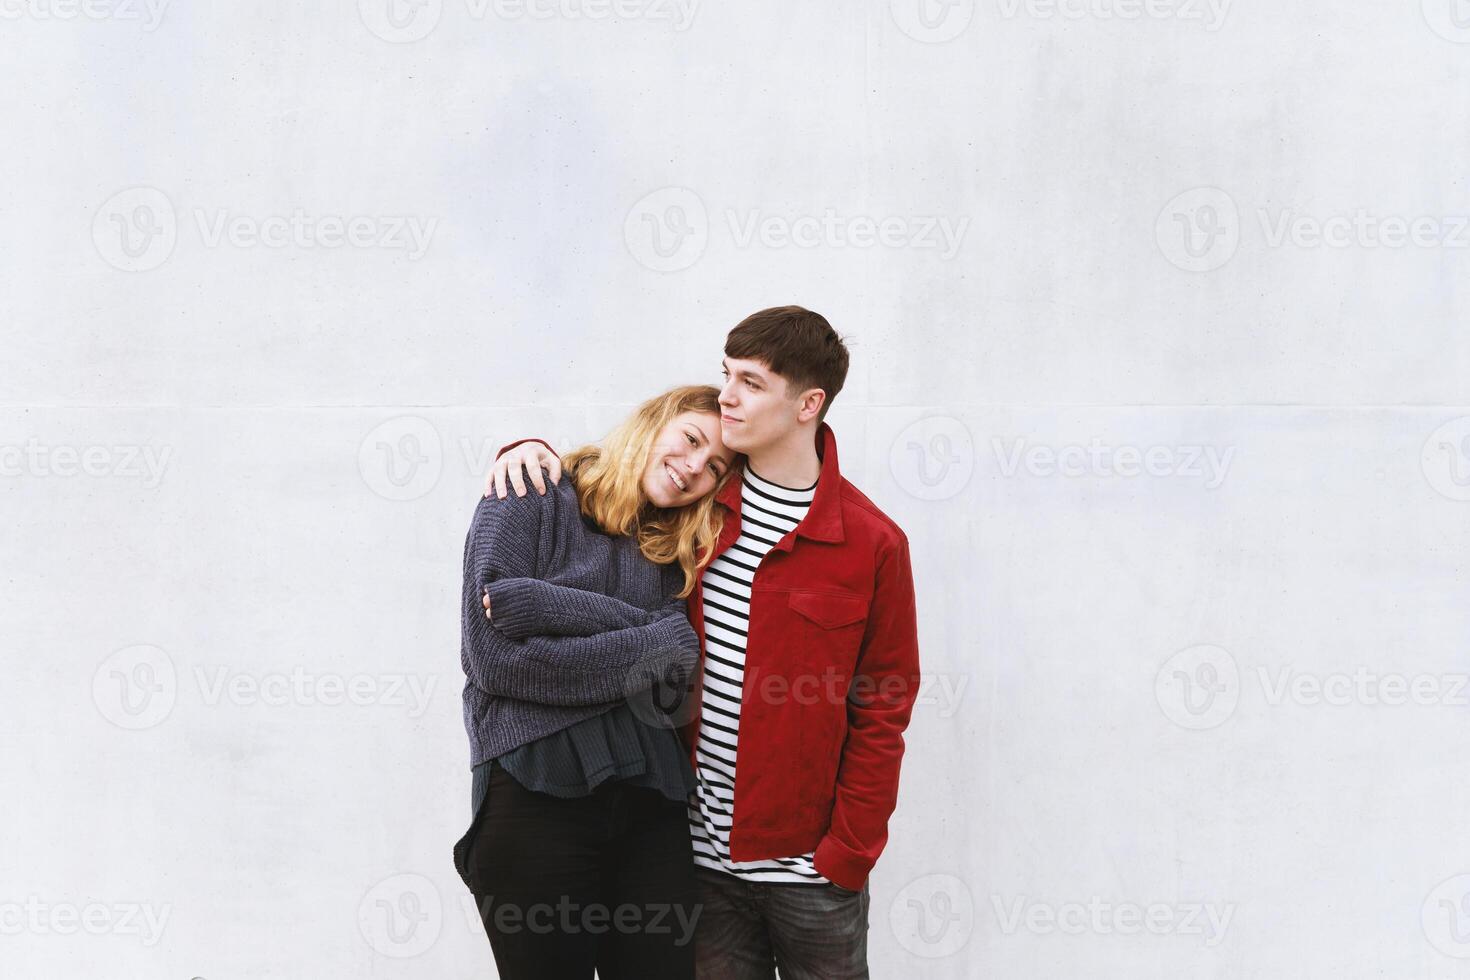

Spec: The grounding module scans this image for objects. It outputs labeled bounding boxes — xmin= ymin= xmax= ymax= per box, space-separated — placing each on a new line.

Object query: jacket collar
xmin=716 ymin=422 xmax=845 ymax=548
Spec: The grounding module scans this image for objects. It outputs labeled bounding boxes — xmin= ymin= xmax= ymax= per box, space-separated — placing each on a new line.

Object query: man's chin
xmin=721 ymin=425 xmax=750 ymax=452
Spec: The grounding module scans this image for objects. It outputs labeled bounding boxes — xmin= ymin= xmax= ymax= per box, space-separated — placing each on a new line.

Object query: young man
xmin=482 ymin=306 xmax=920 ymax=978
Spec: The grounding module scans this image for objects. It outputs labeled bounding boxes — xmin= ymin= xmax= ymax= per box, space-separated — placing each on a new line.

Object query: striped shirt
xmin=688 ymin=464 xmax=827 ymax=884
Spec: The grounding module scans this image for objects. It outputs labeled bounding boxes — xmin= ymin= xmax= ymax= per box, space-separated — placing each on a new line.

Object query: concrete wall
xmin=3 ymin=1 xmax=1469 ymax=976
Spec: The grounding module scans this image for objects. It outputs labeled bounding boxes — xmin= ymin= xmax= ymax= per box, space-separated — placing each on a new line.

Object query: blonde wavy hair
xmin=563 ymin=385 xmax=736 ymax=598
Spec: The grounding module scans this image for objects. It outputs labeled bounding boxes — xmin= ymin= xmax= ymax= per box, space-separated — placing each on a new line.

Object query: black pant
xmin=692 ymin=867 xmax=870 ymax=979
xmin=461 ymin=762 xmax=699 ymax=980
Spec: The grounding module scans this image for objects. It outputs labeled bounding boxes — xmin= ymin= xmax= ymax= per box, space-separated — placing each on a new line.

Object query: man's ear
xmin=795 ymin=388 xmax=826 ymax=425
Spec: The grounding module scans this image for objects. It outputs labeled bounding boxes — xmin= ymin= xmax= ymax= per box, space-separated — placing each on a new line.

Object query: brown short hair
xmin=724 ymin=306 xmax=849 ymax=424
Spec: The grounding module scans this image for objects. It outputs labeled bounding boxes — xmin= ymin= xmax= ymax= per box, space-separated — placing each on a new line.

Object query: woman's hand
xmin=482 ymin=588 xmax=493 ymax=622
xmin=484 ymin=442 xmax=563 ymax=499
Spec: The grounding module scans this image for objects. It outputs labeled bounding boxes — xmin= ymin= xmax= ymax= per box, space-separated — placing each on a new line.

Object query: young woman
xmin=452 ymin=384 xmax=737 ymax=980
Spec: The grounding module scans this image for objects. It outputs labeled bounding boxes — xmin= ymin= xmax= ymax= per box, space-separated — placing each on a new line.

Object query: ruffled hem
xmin=476 ymin=704 xmax=695 ymax=809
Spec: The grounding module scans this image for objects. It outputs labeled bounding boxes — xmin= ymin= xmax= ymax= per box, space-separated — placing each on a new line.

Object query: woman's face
xmin=641 ymin=410 xmax=736 ymax=508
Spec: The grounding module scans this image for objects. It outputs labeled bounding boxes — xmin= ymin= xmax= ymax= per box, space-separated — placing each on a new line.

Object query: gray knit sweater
xmin=459 ymin=474 xmax=702 ymax=768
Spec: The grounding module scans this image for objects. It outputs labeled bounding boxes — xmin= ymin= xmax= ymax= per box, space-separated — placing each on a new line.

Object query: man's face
xmin=718 ymin=356 xmax=804 ymax=454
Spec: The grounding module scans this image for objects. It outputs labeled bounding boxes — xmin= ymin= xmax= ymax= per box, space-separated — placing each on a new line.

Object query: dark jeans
xmin=693 ymin=866 xmax=870 ymax=980
xmin=459 ymin=761 xmax=699 ymax=980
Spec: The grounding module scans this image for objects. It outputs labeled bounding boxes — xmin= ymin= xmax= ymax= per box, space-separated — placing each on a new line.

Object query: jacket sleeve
xmin=484 ymin=577 xmax=689 ymax=639
xmin=497 ymin=437 xmax=556 ymax=458
xmin=461 ymin=493 xmax=700 ymax=706
xmin=812 ymin=532 xmax=922 ymax=891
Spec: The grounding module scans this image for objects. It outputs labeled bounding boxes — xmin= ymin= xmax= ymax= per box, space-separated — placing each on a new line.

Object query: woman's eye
xmin=686 ymin=433 xmax=697 ymax=445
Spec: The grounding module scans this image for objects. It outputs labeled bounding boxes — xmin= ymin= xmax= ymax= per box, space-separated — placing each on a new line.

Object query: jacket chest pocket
xmin=784 ymin=590 xmax=870 ymax=674
xmin=780 ymin=589 xmax=869 ymax=798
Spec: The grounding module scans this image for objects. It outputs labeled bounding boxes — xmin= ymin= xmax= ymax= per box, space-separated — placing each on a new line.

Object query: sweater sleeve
xmin=483 ymin=578 xmax=691 ymax=639
xmin=461 ymin=491 xmax=700 ymax=706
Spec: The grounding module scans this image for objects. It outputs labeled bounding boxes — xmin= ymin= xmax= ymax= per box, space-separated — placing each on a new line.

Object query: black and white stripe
xmin=688 ymin=466 xmax=827 ymax=884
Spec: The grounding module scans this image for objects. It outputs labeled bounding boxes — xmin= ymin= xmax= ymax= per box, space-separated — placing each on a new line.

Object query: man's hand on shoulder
xmin=483 ymin=441 xmax=563 ymax=499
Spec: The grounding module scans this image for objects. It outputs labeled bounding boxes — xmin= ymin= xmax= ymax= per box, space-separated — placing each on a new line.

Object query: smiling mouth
xmin=664 ymin=463 xmax=689 ymax=492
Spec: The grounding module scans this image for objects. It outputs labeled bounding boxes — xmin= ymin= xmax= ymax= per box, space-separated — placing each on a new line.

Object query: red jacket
xmin=498 ymin=423 xmax=920 ymax=890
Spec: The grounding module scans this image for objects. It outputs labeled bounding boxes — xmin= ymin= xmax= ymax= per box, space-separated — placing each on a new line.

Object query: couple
xmin=453 ymin=306 xmax=921 ymax=979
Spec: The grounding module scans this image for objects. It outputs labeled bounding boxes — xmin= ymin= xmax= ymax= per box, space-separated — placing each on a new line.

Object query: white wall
xmin=4 ymin=1 xmax=1470 ymax=977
